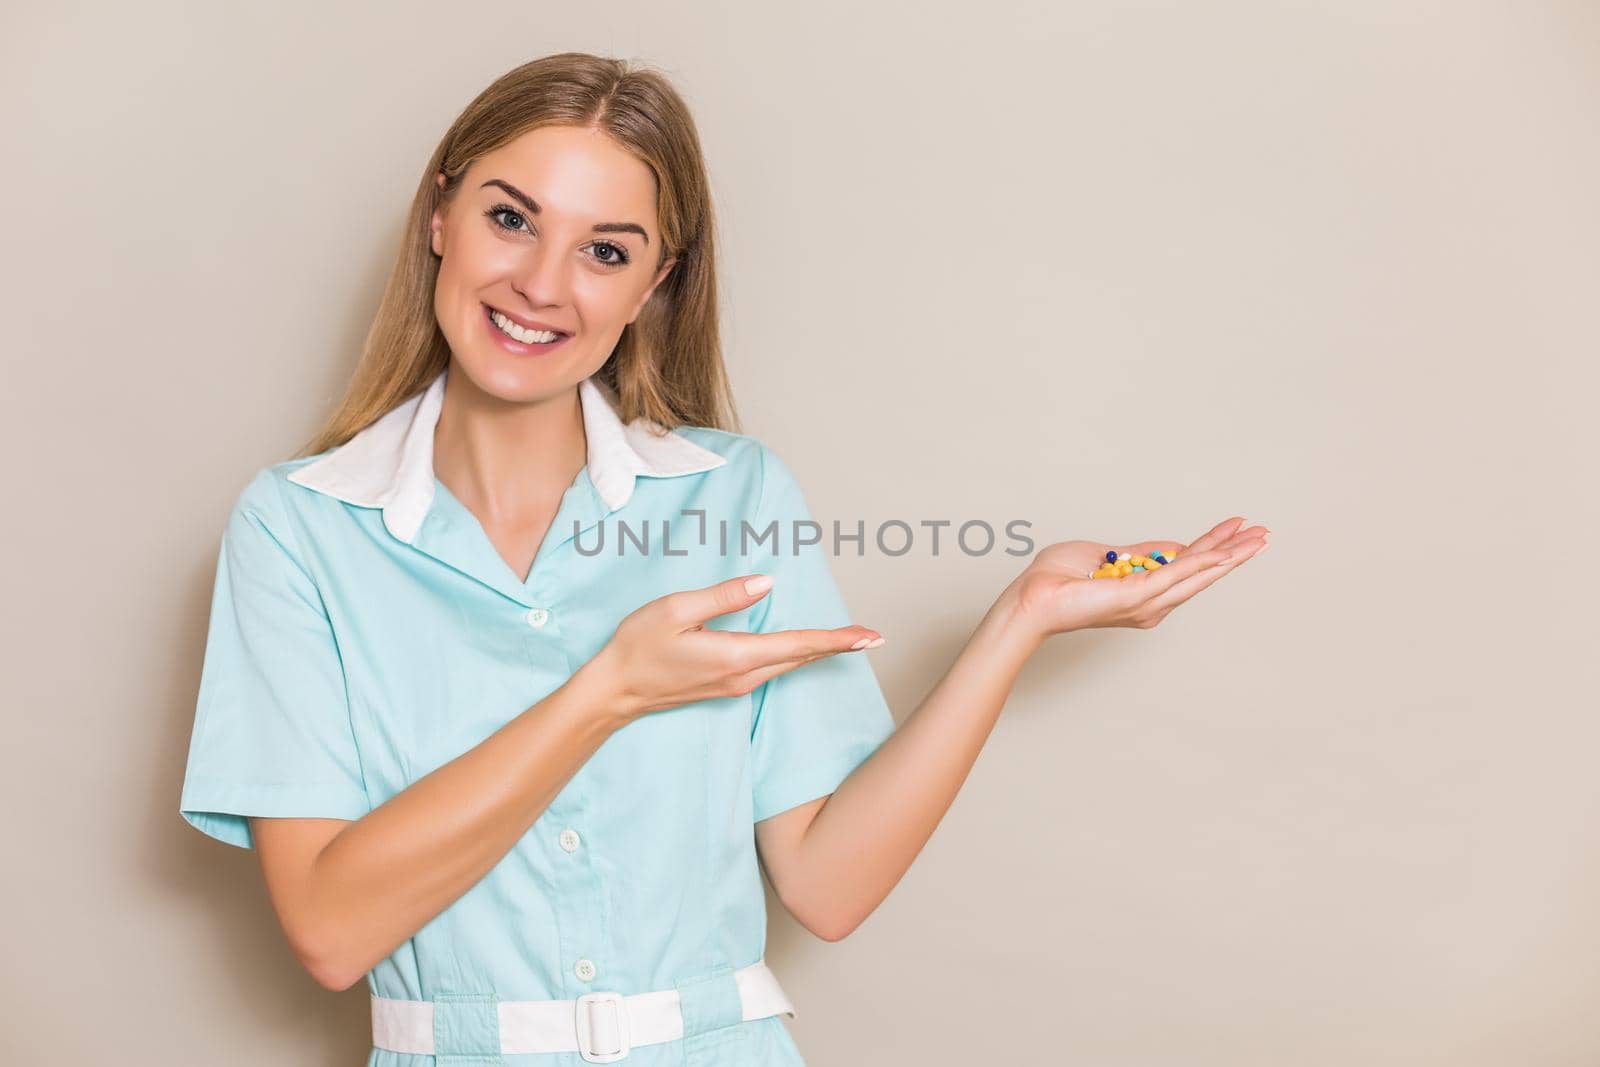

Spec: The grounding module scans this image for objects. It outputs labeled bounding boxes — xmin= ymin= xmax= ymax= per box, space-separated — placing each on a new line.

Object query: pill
xmin=1091 ymin=547 xmax=1189 ymax=579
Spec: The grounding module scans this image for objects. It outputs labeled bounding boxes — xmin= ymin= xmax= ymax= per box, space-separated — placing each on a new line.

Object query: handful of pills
xmin=1090 ymin=548 xmax=1177 ymax=579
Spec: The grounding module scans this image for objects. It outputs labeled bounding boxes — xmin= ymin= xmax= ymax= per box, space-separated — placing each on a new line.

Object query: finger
xmin=1115 ymin=518 xmax=1256 ymax=564
xmin=720 ymin=625 xmax=881 ymax=671
xmin=1131 ymin=544 xmax=1234 ymax=596
xmin=1143 ymin=537 xmax=1265 ymax=614
xmin=663 ymin=573 xmax=778 ymax=631
xmin=1183 ymin=516 xmax=1248 ymax=556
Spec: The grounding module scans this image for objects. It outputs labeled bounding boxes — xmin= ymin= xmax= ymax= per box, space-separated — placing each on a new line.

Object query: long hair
xmin=295 ymin=52 xmax=739 ymax=459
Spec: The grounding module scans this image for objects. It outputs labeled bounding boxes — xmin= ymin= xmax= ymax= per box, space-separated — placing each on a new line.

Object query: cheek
xmin=570 ymin=276 xmax=647 ymax=328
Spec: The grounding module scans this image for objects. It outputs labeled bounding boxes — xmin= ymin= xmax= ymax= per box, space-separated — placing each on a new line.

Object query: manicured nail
xmin=850 ymin=636 xmax=871 ymax=650
xmin=864 ymin=636 xmax=885 ymax=649
xmin=744 ymin=574 xmax=773 ymax=595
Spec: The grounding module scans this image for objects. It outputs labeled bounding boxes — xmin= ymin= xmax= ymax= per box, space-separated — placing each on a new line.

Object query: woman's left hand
xmin=1009 ymin=516 xmax=1270 ymax=641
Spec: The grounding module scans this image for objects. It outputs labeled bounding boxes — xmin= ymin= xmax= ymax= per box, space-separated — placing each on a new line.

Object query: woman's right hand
xmin=577 ymin=573 xmax=883 ymax=723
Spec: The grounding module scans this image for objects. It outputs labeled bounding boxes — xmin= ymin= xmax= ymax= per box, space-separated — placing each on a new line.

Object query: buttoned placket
xmin=412 ymin=464 xmax=619 ymax=999
xmin=282 ymin=365 xmax=731 ymax=1015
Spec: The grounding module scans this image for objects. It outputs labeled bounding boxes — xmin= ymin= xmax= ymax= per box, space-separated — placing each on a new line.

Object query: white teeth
xmin=490 ymin=309 xmax=561 ymax=344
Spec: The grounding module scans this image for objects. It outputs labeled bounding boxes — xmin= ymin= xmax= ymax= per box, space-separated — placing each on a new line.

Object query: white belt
xmin=371 ymin=959 xmax=795 ymax=1063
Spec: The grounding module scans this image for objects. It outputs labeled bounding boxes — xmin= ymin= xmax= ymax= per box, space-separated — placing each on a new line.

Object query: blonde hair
xmin=295 ymin=52 xmax=740 ymax=459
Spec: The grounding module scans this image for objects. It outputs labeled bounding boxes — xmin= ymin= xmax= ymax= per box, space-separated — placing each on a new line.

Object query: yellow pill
xmin=1146 ymin=557 xmax=1163 ymax=569
xmin=1116 ymin=561 xmax=1133 ymax=576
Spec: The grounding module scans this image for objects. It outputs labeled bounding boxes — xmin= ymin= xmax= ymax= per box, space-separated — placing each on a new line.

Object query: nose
xmin=508 ymin=240 xmax=573 ymax=309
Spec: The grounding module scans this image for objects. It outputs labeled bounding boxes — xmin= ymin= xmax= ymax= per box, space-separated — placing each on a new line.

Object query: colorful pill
xmin=1091 ymin=547 xmax=1189 ymax=578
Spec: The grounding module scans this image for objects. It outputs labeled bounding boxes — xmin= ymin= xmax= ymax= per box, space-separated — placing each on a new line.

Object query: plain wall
xmin=5 ymin=1 xmax=1598 ymax=1063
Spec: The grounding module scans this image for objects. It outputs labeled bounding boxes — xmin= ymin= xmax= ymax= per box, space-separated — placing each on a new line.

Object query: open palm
xmin=1012 ymin=516 xmax=1270 ymax=637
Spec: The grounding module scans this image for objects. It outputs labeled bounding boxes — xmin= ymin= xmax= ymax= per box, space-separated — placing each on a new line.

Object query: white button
xmin=559 ymin=829 xmax=581 ymax=852
xmin=575 ymin=958 xmax=597 ymax=982
xmin=526 ymin=607 xmax=550 ymax=628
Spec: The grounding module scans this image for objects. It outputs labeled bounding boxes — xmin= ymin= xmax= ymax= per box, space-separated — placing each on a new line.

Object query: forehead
xmin=467 ymin=125 xmax=660 ymax=227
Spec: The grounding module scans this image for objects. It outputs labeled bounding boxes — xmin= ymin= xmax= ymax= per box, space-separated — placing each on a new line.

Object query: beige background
xmin=5 ymin=1 xmax=1598 ymax=1064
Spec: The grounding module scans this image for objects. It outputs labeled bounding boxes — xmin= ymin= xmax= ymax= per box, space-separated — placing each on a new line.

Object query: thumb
xmin=676 ymin=573 xmax=775 ymax=626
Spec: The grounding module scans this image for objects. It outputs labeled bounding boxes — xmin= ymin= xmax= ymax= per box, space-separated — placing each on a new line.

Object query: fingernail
xmin=850 ymin=636 xmax=870 ymax=650
xmin=864 ymin=636 xmax=885 ymax=649
xmin=744 ymin=574 xmax=773 ymax=595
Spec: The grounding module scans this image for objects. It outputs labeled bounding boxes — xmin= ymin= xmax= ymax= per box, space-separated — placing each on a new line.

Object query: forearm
xmin=301 ymin=663 xmax=633 ymax=989
xmin=794 ymin=583 xmax=1044 ymax=940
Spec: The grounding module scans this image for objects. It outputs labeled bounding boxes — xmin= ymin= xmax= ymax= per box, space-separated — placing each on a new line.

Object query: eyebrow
xmin=480 ymin=179 xmax=650 ymax=246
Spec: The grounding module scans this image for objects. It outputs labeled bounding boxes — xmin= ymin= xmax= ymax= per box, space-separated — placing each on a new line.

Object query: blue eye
xmin=590 ymin=241 xmax=629 ymax=266
xmin=481 ymin=204 xmax=632 ymax=267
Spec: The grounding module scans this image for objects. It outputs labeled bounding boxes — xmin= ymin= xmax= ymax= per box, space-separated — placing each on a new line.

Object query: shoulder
xmin=229 ymin=454 xmax=327 ymax=515
xmin=221 ymin=453 xmax=334 ymax=554
xmin=667 ymin=426 xmax=804 ymax=515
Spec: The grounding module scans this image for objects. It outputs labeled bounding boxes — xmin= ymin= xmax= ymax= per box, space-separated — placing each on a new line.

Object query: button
xmin=559 ymin=828 xmax=581 ymax=853
xmin=526 ymin=606 xmax=550 ymax=628
xmin=575 ymin=958 xmax=597 ymax=982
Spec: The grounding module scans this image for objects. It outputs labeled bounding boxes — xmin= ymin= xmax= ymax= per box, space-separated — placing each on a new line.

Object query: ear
xmin=628 ymin=256 xmax=678 ymax=324
xmin=429 ymin=171 xmax=447 ymax=257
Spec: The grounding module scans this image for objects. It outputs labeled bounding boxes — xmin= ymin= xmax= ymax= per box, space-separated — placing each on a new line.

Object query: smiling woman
xmin=177 ymin=45 xmax=1268 ymax=1067
xmin=176 ymin=51 xmax=895 ymax=1067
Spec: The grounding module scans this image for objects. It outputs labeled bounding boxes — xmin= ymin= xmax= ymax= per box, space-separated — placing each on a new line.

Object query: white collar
xmin=286 ymin=366 xmax=727 ymax=544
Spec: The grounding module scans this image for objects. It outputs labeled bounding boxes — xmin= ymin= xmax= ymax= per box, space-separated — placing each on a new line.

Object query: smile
xmin=482 ymin=303 xmax=573 ymax=353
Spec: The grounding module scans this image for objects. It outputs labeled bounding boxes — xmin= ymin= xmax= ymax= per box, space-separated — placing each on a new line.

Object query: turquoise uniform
xmin=178 ymin=364 xmax=897 ymax=1065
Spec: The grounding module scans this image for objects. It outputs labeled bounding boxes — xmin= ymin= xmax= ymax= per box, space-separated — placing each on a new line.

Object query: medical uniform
xmin=178 ymin=363 xmax=897 ymax=1066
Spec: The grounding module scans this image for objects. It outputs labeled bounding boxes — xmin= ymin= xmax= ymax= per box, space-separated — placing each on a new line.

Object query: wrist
xmin=986 ymin=579 xmax=1048 ymax=659
xmin=567 ymin=652 xmax=641 ymax=732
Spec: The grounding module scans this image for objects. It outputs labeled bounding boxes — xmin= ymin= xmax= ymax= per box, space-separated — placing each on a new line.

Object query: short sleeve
xmin=746 ymin=445 xmax=896 ymax=823
xmin=178 ymin=468 xmax=370 ymax=849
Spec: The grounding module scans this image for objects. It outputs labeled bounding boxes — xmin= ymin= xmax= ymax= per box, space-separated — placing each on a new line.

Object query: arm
xmin=758 ymin=584 xmax=1040 ymax=942
xmin=254 ymin=663 xmax=629 ymax=992
xmin=768 ymin=520 xmax=1269 ymax=941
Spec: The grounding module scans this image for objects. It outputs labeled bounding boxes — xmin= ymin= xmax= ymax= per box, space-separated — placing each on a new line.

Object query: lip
xmin=482 ymin=303 xmax=573 ymax=356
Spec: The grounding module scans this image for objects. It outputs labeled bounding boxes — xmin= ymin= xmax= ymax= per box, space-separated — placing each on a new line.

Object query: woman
xmin=179 ymin=52 xmax=1268 ymax=1066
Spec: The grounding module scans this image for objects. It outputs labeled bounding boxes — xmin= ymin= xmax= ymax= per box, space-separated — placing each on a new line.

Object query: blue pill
xmin=1105 ymin=550 xmax=1118 ymax=563
xmin=1132 ymin=564 xmax=1146 ymax=571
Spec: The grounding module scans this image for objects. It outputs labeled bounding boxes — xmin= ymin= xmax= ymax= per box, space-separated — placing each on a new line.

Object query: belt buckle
xmin=575 ymin=990 xmax=630 ymax=1062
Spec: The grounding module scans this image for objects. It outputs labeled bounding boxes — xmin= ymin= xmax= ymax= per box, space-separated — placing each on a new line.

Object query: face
xmin=429 ymin=124 xmax=676 ymax=402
